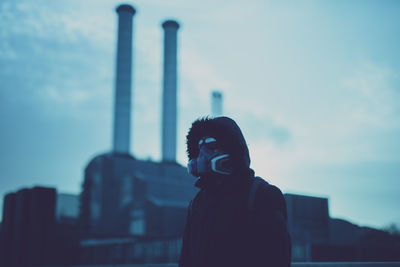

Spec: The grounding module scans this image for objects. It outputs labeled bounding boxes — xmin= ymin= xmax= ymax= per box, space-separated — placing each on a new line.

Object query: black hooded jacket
xmin=179 ymin=117 xmax=291 ymax=267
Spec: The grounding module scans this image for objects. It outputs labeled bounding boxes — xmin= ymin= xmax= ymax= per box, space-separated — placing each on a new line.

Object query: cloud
xmin=0 ymin=0 xmax=116 ymax=120
xmin=342 ymin=61 xmax=400 ymax=129
xmin=236 ymin=113 xmax=292 ymax=146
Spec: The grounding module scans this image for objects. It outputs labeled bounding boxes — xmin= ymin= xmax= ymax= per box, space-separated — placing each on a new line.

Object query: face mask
xmin=187 ymin=137 xmax=232 ymax=177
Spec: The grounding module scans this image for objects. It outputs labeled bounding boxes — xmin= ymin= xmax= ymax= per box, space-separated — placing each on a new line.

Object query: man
xmin=179 ymin=116 xmax=291 ymax=267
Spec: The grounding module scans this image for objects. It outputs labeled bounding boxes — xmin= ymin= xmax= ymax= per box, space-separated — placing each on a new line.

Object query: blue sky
xmin=0 ymin=0 xmax=399 ymax=228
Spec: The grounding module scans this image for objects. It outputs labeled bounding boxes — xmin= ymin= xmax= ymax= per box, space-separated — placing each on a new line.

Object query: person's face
xmin=187 ymin=136 xmax=232 ymax=177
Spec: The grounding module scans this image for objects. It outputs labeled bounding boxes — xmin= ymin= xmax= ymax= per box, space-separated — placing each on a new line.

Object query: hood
xmin=186 ymin=116 xmax=251 ymax=174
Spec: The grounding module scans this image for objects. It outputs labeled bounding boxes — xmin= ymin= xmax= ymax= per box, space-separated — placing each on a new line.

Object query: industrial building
xmin=79 ymin=3 xmax=197 ymax=244
xmin=0 ymin=186 xmax=82 ymax=266
xmin=0 ymin=187 xmax=57 ymax=266
xmin=76 ymin=5 xmax=199 ymax=263
xmin=80 ymin=153 xmax=196 ymax=237
xmin=285 ymin=194 xmax=330 ymax=261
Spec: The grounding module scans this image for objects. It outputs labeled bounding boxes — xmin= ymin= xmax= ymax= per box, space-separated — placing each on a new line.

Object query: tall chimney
xmin=211 ymin=90 xmax=223 ymax=117
xmin=161 ymin=20 xmax=180 ymax=162
xmin=112 ymin=5 xmax=136 ymax=154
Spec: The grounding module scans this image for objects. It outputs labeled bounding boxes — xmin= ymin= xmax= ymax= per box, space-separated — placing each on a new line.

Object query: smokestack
xmin=161 ymin=20 xmax=180 ymax=162
xmin=112 ymin=4 xmax=136 ymax=154
xmin=211 ymin=90 xmax=223 ymax=117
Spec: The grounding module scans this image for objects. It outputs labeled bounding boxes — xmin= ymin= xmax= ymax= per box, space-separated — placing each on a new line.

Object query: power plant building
xmin=79 ymin=4 xmax=197 ymax=242
xmin=80 ymin=153 xmax=197 ymax=237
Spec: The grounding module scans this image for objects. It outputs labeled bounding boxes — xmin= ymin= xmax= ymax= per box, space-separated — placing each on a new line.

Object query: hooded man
xmin=179 ymin=116 xmax=291 ymax=267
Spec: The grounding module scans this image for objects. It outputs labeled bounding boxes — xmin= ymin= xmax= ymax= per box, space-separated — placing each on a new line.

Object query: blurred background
xmin=0 ymin=0 xmax=399 ymax=265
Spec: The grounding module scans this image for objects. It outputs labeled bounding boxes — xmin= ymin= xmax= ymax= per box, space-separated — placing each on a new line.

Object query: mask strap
xmin=210 ymin=154 xmax=231 ymax=175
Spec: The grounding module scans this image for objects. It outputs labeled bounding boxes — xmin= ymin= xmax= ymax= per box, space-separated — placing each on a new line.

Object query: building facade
xmin=79 ymin=153 xmax=198 ymax=239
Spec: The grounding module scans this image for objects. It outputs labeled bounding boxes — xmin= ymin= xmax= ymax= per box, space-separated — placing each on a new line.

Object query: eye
xmin=204 ymin=138 xmax=217 ymax=149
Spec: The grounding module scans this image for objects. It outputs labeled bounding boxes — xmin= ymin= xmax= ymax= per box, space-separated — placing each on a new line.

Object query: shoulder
xmin=191 ymin=190 xmax=202 ymax=204
xmin=191 ymin=188 xmax=205 ymax=208
xmin=253 ymin=177 xmax=286 ymax=210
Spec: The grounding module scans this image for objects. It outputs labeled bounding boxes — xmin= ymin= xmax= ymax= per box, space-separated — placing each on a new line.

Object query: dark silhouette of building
xmin=79 ymin=153 xmax=197 ymax=238
xmin=284 ymin=193 xmax=400 ymax=262
xmin=0 ymin=187 xmax=57 ymax=266
xmin=285 ymin=193 xmax=330 ymax=261
xmin=0 ymin=187 xmax=82 ymax=266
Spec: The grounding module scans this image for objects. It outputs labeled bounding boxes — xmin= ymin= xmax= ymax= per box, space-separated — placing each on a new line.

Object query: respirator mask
xmin=187 ymin=137 xmax=233 ymax=177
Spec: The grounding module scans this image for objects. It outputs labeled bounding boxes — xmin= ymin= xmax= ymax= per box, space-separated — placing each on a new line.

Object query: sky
xmin=0 ymin=0 xmax=399 ymax=229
